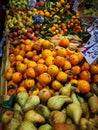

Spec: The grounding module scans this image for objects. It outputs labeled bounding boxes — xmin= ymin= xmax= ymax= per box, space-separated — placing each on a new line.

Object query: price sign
xmin=73 ymin=0 xmax=79 ymax=11
xmin=81 ymin=30 xmax=98 ymax=64
xmin=87 ymin=19 xmax=98 ymax=35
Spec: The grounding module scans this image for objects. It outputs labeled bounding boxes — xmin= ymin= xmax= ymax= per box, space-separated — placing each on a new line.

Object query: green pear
xmin=18 ymin=121 xmax=37 ymax=130
xmin=16 ymin=92 xmax=29 ymax=107
xmin=38 ymin=124 xmax=52 ymax=130
xmin=36 ymin=104 xmax=50 ymax=119
xmin=66 ymin=103 xmax=82 ymax=125
xmin=47 ymin=95 xmax=72 ymax=110
xmin=59 ymin=83 xmax=72 ymax=96
xmin=23 ymin=95 xmax=40 ymax=112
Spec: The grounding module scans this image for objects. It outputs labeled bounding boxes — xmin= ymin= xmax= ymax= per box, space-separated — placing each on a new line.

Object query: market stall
xmin=0 ymin=0 xmax=98 ymax=130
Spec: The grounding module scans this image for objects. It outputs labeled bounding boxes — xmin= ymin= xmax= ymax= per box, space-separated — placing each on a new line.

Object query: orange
xmin=56 ymin=47 xmax=67 ymax=57
xmin=70 ymin=79 xmax=78 ymax=86
xmin=81 ymin=62 xmax=90 ymax=71
xmin=23 ymin=58 xmax=30 ymax=64
xmin=38 ymin=73 xmax=51 ymax=86
xmin=71 ymin=65 xmax=81 ymax=75
xmin=15 ymin=54 xmax=24 ymax=62
xmin=90 ymin=64 xmax=98 ymax=74
xmin=47 ymin=64 xmax=59 ymax=77
xmin=51 ymin=80 xmax=63 ymax=90
xmin=79 ymin=70 xmax=91 ymax=81
xmin=69 ymin=54 xmax=79 ymax=65
xmin=5 ymin=71 xmax=13 ymax=81
xmin=37 ymin=58 xmax=45 ymax=64
xmin=14 ymin=48 xmax=20 ymax=55
xmin=66 ymin=48 xmax=75 ymax=56
xmin=93 ymin=74 xmax=98 ymax=83
xmin=44 ymin=11 xmax=50 ymax=17
xmin=7 ymin=80 xmax=18 ymax=90
xmin=36 ymin=82 xmax=43 ymax=90
xmin=42 ymin=40 xmax=51 ymax=49
xmin=24 ymin=44 xmax=33 ymax=52
xmin=33 ymin=41 xmax=42 ymax=51
xmin=42 ymin=49 xmax=53 ymax=59
xmin=17 ymin=86 xmax=27 ymax=93
xmin=26 ymin=67 xmax=36 ymax=78
xmin=63 ymin=60 xmax=72 ymax=70
xmin=19 ymin=50 xmax=25 ymax=57
xmin=45 ymin=56 xmax=54 ymax=66
xmin=9 ymin=54 xmax=16 ymax=62
xmin=16 ymin=63 xmax=27 ymax=73
xmin=24 ymin=39 xmax=32 ymax=45
xmin=78 ymin=80 xmax=90 ymax=93
xmin=12 ymin=72 xmax=22 ymax=84
xmin=54 ymin=56 xmax=65 ymax=67
xmin=34 ymin=63 xmax=47 ymax=75
xmin=59 ymin=38 xmax=70 ymax=47
xmin=56 ymin=71 xmax=68 ymax=83
xmin=76 ymin=51 xmax=84 ymax=62
xmin=25 ymin=51 xmax=34 ymax=59
xmin=32 ymin=55 xmax=40 ymax=62
xmin=27 ymin=61 xmax=37 ymax=68
xmin=24 ymin=79 xmax=35 ymax=89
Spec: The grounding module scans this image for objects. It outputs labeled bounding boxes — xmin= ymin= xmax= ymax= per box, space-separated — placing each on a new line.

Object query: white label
xmin=81 ymin=36 xmax=98 ymax=64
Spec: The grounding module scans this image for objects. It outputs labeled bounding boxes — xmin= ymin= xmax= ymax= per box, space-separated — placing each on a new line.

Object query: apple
xmin=38 ymin=88 xmax=52 ymax=103
xmin=34 ymin=24 xmax=40 ymax=29
xmin=27 ymin=27 xmax=33 ymax=33
xmin=39 ymin=1 xmax=45 ymax=6
xmin=1 ymin=110 xmax=14 ymax=124
xmin=21 ymin=35 xmax=27 ymax=40
xmin=33 ymin=36 xmax=38 ymax=41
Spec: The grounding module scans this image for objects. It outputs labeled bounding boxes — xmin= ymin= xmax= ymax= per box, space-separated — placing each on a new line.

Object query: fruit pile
xmin=1 ymin=0 xmax=98 ymax=130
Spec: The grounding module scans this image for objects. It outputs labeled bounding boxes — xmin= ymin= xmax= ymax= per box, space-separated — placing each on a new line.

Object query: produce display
xmin=0 ymin=0 xmax=98 ymax=130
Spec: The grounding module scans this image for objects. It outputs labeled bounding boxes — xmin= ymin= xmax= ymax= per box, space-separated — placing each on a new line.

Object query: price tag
xmin=81 ymin=30 xmax=98 ymax=64
xmin=73 ymin=0 xmax=79 ymax=11
xmin=87 ymin=19 xmax=98 ymax=35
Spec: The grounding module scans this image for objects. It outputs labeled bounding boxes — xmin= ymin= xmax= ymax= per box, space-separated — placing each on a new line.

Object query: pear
xmin=1 ymin=110 xmax=14 ymax=124
xmin=13 ymin=103 xmax=22 ymax=113
xmin=13 ymin=111 xmax=23 ymax=122
xmin=66 ymin=93 xmax=82 ymax=125
xmin=23 ymin=95 xmax=40 ymax=112
xmin=35 ymin=104 xmax=50 ymax=119
xmin=6 ymin=118 xmax=20 ymax=130
xmin=16 ymin=92 xmax=29 ymax=107
xmin=79 ymin=118 xmax=89 ymax=130
xmin=66 ymin=103 xmax=82 ymax=125
xmin=38 ymin=124 xmax=52 ymax=130
xmin=47 ymin=95 xmax=72 ymax=110
xmin=49 ymin=110 xmax=66 ymax=125
xmin=88 ymin=95 xmax=98 ymax=114
xmin=24 ymin=110 xmax=45 ymax=123
xmin=18 ymin=121 xmax=37 ymax=130
xmin=59 ymin=83 xmax=72 ymax=96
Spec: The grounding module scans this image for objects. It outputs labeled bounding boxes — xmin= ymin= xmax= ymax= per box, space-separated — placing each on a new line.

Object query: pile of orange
xmin=5 ymin=37 xmax=98 ymax=96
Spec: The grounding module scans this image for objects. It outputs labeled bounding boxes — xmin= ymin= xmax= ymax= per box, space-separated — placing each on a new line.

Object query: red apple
xmin=21 ymin=35 xmax=27 ymax=40
xmin=34 ymin=24 xmax=40 ymax=29
xmin=39 ymin=1 xmax=45 ymax=6
xmin=27 ymin=27 xmax=33 ymax=33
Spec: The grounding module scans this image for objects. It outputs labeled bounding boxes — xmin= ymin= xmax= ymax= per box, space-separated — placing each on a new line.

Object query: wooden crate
xmin=0 ymin=38 xmax=10 ymax=103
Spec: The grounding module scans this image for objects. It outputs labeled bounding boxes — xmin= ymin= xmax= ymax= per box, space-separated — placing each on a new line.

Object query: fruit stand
xmin=0 ymin=0 xmax=98 ymax=130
